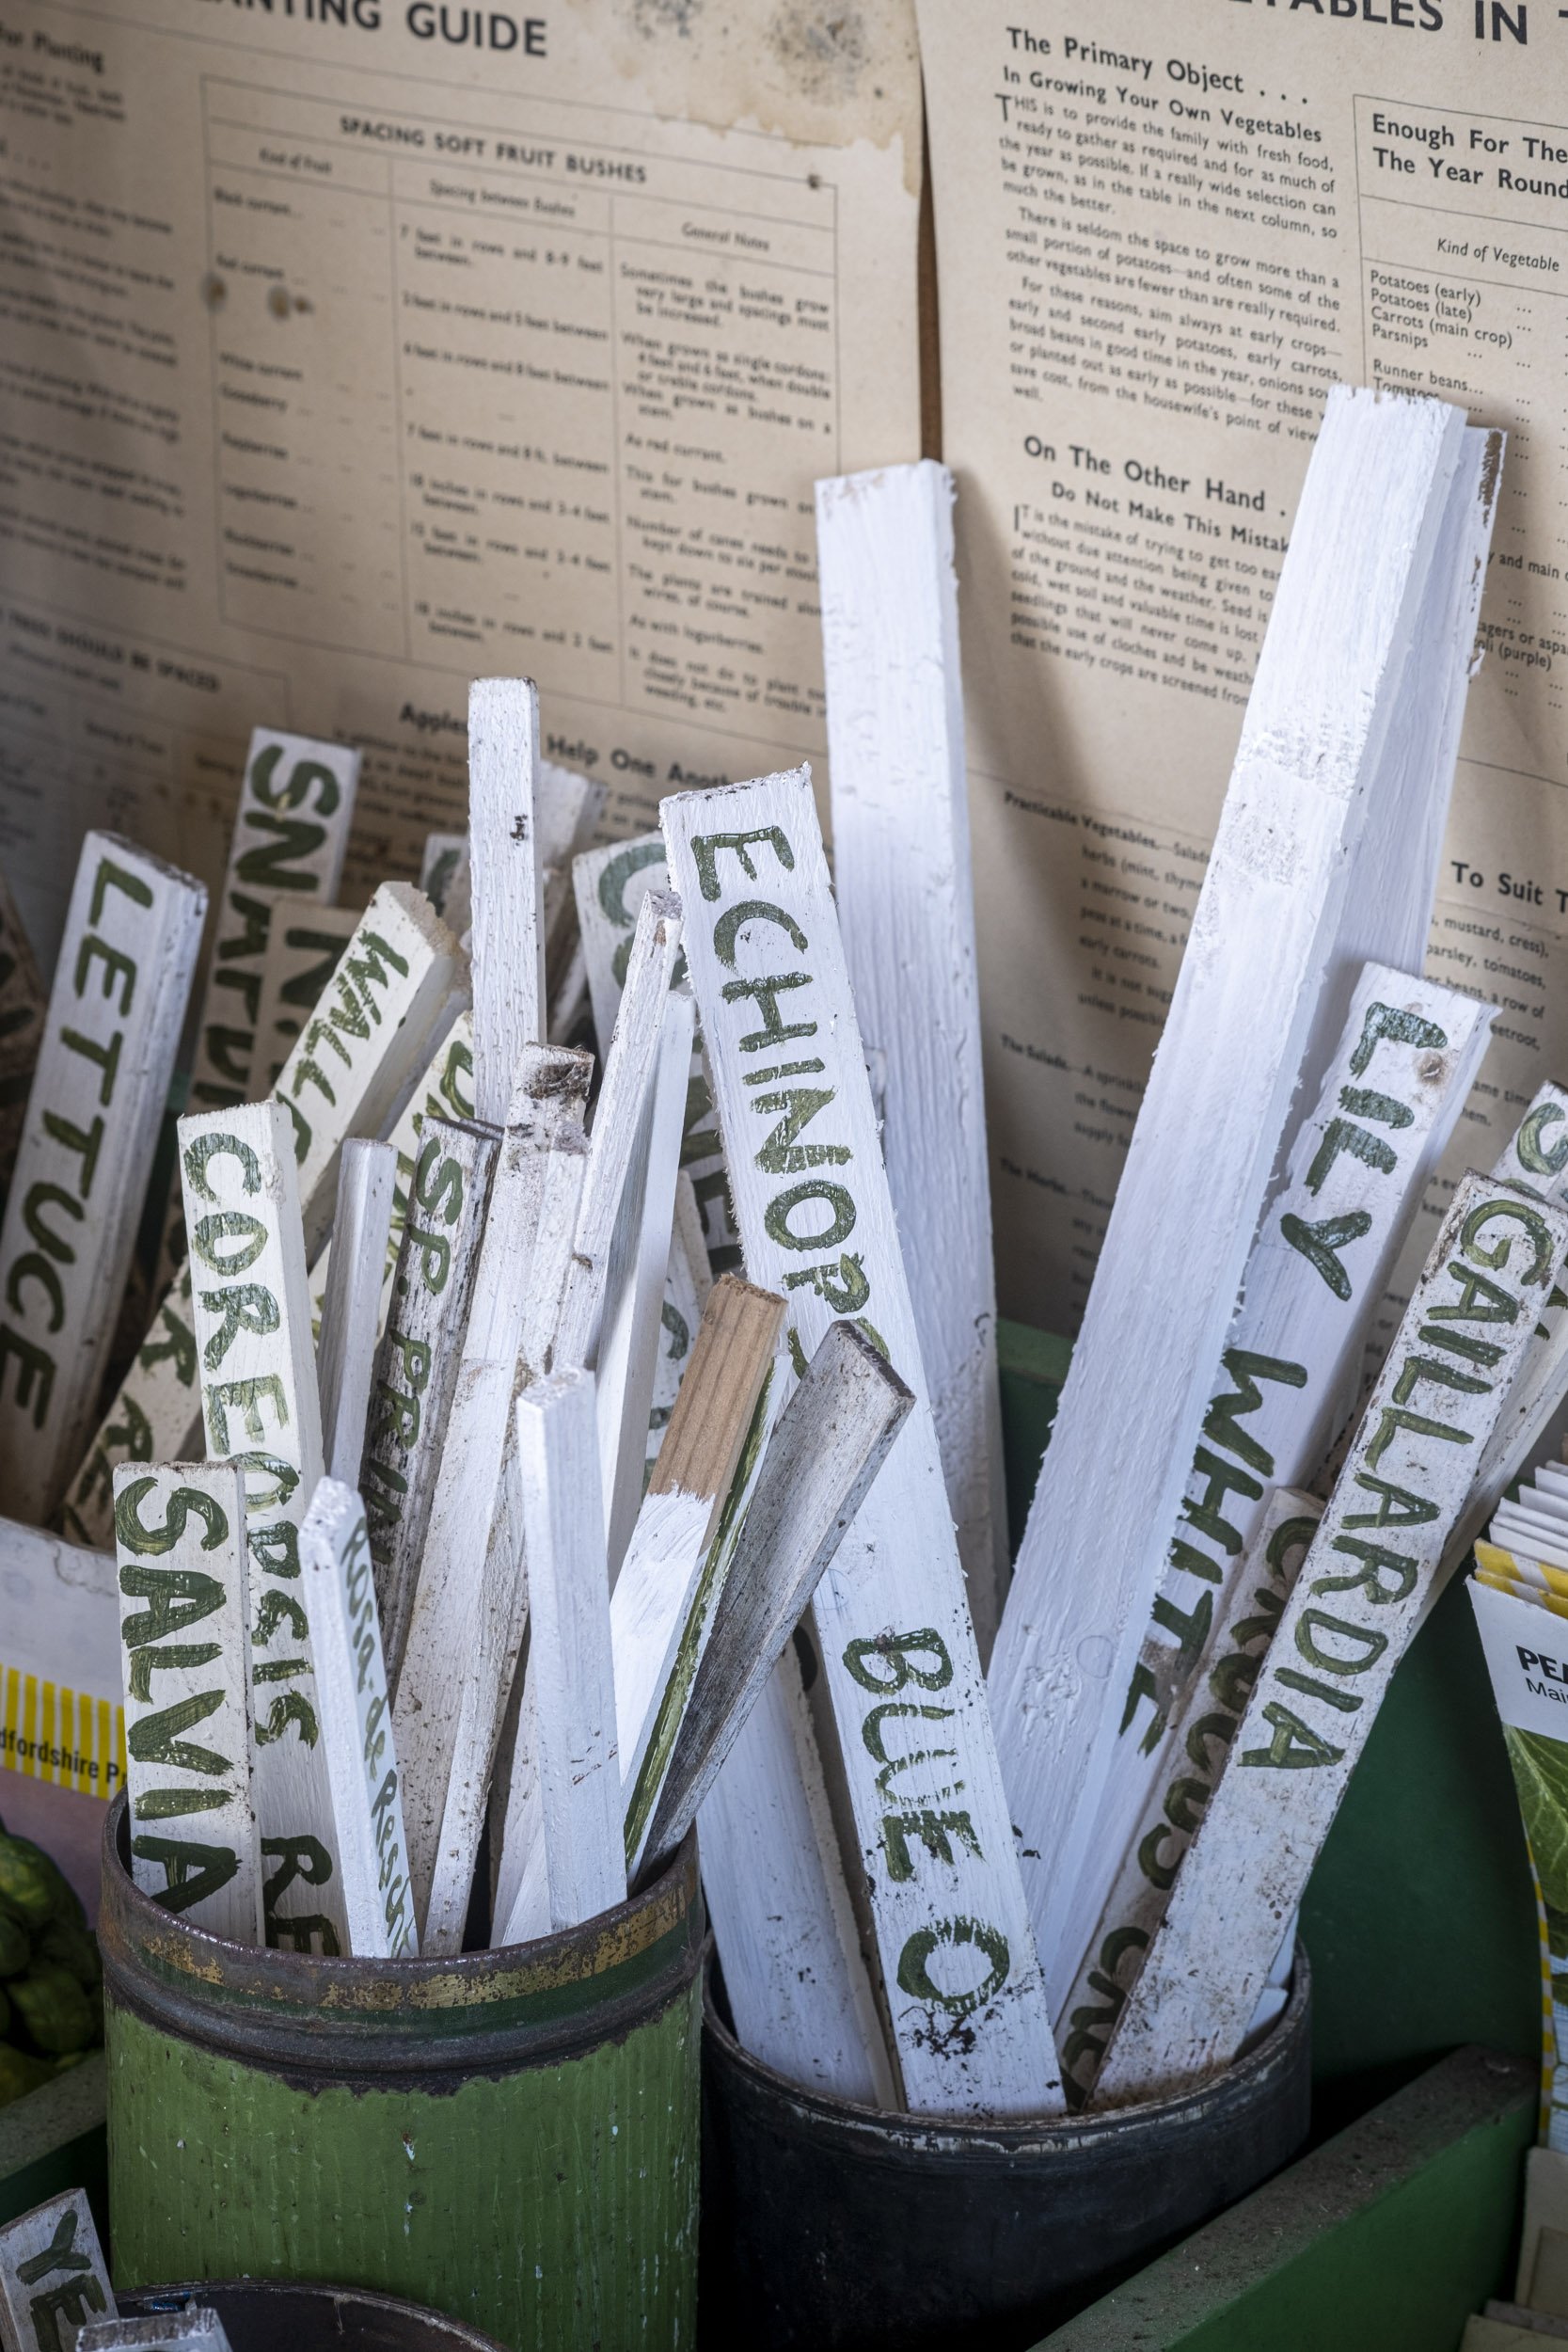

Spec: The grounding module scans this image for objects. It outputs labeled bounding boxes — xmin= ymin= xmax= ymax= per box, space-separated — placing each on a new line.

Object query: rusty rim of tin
xmin=100 ymin=1792 xmax=704 ymax=2079
xmin=703 ymin=1942 xmax=1310 ymax=2157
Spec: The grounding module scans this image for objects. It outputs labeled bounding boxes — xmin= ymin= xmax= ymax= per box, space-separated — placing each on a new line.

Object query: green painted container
xmin=98 ymin=1795 xmax=703 ymax=2352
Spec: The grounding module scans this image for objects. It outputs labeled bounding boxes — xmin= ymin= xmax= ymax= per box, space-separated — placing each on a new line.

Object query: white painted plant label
xmin=113 ymin=1461 xmax=262 ymax=1945
xmin=0 ymin=869 xmax=46 ymax=1200
xmin=363 ymin=1115 xmax=499 ymax=1683
xmin=314 ymin=1139 xmax=397 ymax=1487
xmin=663 ymin=767 xmax=1059 ymax=2117
xmin=1097 ymin=1171 xmax=1567 ymax=2106
xmin=185 ymin=729 xmax=360 ymax=1119
xmin=273 ymin=882 xmax=461 ymax=1260
xmin=300 ymin=1478 xmax=417 ymax=1958
xmin=179 ymin=1098 xmax=347 ymax=1954
xmin=467 ymin=678 xmax=545 ymax=1125
xmin=1061 ymin=1487 xmax=1322 ymax=2105
xmin=990 ymin=389 xmax=1487 ymax=2016
xmin=1061 ymin=966 xmax=1491 ymax=2009
xmin=817 ymin=459 xmax=1008 ymax=1655
xmin=574 ymin=833 xmax=740 ymax=1275
xmin=64 ymin=1012 xmax=471 ymax=1558
xmin=394 ymin=1051 xmax=589 ymax=1945
xmin=0 ymin=834 xmax=206 ymax=1523
xmin=251 ymin=899 xmax=359 ymax=1094
xmin=516 ymin=1370 xmax=626 ymax=1931
xmin=0 ymin=2192 xmax=115 ymax=2352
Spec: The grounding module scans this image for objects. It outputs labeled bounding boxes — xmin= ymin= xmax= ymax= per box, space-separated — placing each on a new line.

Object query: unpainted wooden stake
xmin=638 ymin=1317 xmax=914 ymax=1881
xmin=612 ymin=1275 xmax=785 ymax=1851
xmin=0 ymin=832 xmax=206 ymax=1523
xmin=300 ymin=1477 xmax=418 ymax=1958
xmin=113 ymin=1459 xmax=262 ymax=1946
xmin=315 ymin=1139 xmax=397 ymax=1485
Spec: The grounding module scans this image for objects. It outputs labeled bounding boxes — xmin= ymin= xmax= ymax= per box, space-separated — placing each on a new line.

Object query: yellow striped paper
xmin=0 ymin=1664 xmax=124 ymax=1801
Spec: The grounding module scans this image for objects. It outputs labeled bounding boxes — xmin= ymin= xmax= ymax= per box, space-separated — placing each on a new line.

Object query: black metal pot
xmin=701 ymin=1946 xmax=1312 ymax=2352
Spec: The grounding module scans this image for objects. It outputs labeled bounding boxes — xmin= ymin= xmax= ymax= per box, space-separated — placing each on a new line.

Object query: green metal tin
xmin=98 ymin=1795 xmax=703 ymax=2352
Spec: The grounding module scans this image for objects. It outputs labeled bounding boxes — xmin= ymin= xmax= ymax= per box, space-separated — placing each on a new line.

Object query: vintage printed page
xmin=919 ymin=0 xmax=1568 ymax=1340
xmin=0 ymin=0 xmax=921 ymax=966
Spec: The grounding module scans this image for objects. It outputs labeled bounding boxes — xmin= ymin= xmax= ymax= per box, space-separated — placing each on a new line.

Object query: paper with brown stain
xmin=0 ymin=0 xmax=920 ymax=969
xmin=919 ymin=0 xmax=1568 ymax=1341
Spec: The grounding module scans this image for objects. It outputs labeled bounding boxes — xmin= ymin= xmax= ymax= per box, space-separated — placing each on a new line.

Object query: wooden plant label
xmin=363 ymin=1115 xmax=499 ymax=1683
xmin=0 ymin=2190 xmax=116 ymax=2352
xmin=185 ymin=728 xmax=359 ymax=1119
xmin=0 ymin=1513 xmax=123 ymax=1804
xmin=645 ymin=1178 xmax=712 ymax=1478
xmin=816 ymin=459 xmax=1008 ymax=1654
xmin=596 ymin=980 xmax=695 ymax=1575
xmin=663 ymin=768 xmax=1059 ymax=2116
xmin=308 ymin=1006 xmax=474 ymax=1334
xmin=1493 ymin=1082 xmax=1568 ymax=1201
xmin=64 ymin=1012 xmax=473 ymax=1556
xmin=300 ymin=1478 xmax=417 ymax=1958
xmin=315 ymin=1140 xmax=398 ymax=1486
xmin=467 ymin=678 xmax=545 ymax=1125
xmin=698 ymin=1640 xmax=897 ymax=2107
xmin=574 ymin=833 xmax=740 ymax=1274
xmin=639 ymin=1321 xmax=916 ymax=1879
xmin=612 ymin=1275 xmax=784 ymax=1850
xmin=113 ymin=1461 xmax=262 ymax=1945
xmin=251 ymin=899 xmax=358 ymax=1094
xmin=179 ymin=1098 xmax=346 ymax=1954
xmin=990 ymin=389 xmax=1478 ymax=2017
xmin=554 ymin=889 xmax=682 ymax=1373
xmin=515 ymin=1370 xmax=626 ymax=1931
xmin=1435 ymin=1086 xmax=1568 ymax=1588
xmin=0 ymin=833 xmax=206 ymax=1523
xmin=1066 ymin=967 xmax=1491 ymax=2008
xmin=420 ymin=832 xmax=470 ymax=932
xmin=273 ymin=882 xmax=460 ymax=1260
xmin=0 ymin=868 xmax=46 ymax=1201
xmin=394 ymin=1052 xmax=589 ymax=1944
xmin=1061 ymin=1487 xmax=1322 ymax=2105
xmin=1097 ymin=1172 xmax=1567 ymax=2106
